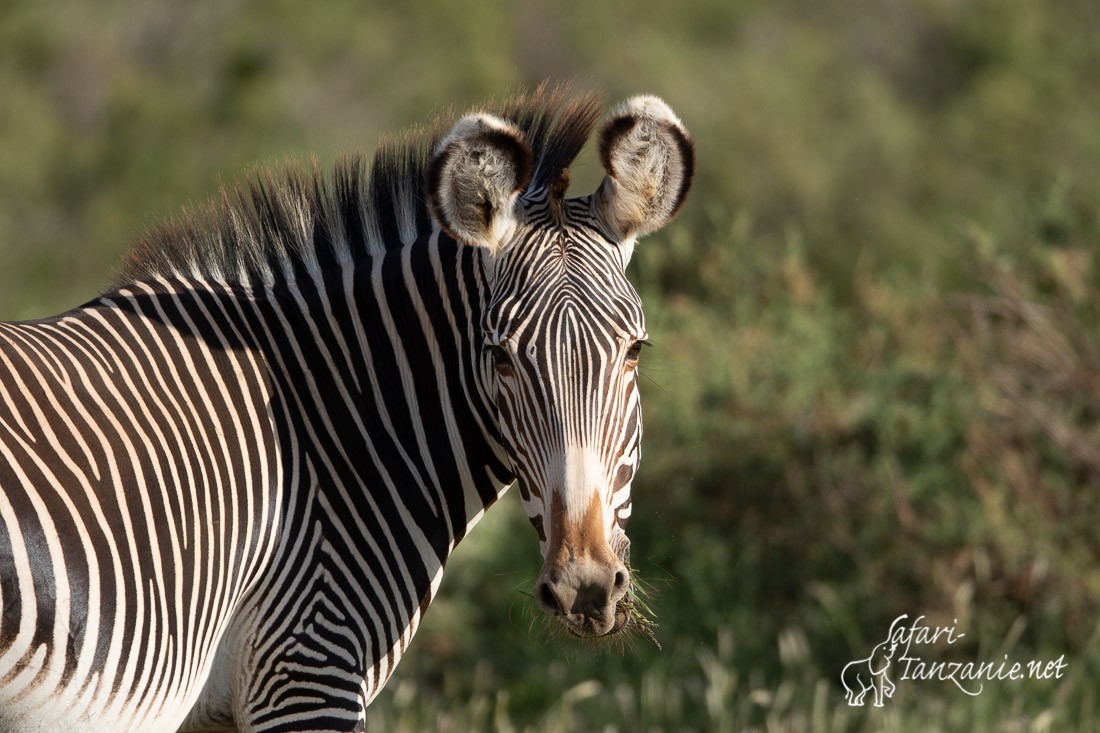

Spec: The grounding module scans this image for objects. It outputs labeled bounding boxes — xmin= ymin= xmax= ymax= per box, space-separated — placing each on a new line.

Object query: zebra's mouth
xmin=560 ymin=597 xmax=632 ymax=638
xmin=553 ymin=575 xmax=662 ymax=648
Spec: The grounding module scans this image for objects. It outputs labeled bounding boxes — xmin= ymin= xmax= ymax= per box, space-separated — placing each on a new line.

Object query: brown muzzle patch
xmin=535 ymin=492 xmax=629 ymax=636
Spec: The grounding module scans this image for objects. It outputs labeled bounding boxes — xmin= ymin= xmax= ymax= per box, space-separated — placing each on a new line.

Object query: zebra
xmin=0 ymin=84 xmax=694 ymax=732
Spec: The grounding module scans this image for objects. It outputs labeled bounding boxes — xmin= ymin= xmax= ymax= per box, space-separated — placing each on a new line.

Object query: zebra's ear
xmin=593 ymin=96 xmax=695 ymax=241
xmin=426 ymin=113 xmax=534 ymax=251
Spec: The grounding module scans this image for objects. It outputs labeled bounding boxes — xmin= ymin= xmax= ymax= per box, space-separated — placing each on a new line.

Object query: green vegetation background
xmin=2 ymin=1 xmax=1099 ymax=730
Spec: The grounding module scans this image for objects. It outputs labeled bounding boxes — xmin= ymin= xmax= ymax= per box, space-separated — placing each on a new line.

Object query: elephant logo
xmin=842 ymin=633 xmax=900 ymax=707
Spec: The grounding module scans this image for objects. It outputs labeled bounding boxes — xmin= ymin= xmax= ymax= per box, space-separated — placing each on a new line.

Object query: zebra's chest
xmin=177 ymin=633 xmax=237 ymax=731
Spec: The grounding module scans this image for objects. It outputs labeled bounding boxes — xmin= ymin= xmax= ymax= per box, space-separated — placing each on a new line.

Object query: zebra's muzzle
xmin=534 ymin=550 xmax=631 ymax=637
xmin=563 ymin=598 xmax=632 ymax=638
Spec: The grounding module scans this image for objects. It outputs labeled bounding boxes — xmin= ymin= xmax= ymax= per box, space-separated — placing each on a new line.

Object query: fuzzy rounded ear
xmin=426 ymin=113 xmax=533 ymax=250
xmin=594 ymin=96 xmax=695 ymax=240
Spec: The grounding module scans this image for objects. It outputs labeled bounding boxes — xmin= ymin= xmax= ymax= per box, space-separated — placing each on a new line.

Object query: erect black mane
xmin=113 ymin=83 xmax=604 ymax=290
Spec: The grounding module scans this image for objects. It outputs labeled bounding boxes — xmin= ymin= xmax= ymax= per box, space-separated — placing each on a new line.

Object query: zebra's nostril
xmin=614 ymin=568 xmax=629 ymax=591
xmin=536 ymin=581 xmax=561 ymax=614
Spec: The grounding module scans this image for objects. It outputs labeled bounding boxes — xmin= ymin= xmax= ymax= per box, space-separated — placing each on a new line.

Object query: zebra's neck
xmin=248 ymin=229 xmax=514 ymax=695
xmin=92 ymin=225 xmax=512 ymax=561
xmin=202 ymin=228 xmax=513 ymax=553
xmin=96 ymin=227 xmax=513 ymax=576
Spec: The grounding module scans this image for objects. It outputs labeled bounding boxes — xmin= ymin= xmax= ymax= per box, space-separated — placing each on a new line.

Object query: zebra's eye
xmin=489 ymin=345 xmax=513 ymax=376
xmin=625 ymin=340 xmax=647 ymax=365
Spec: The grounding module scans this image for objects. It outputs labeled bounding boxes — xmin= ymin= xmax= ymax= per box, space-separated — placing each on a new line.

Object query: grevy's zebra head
xmin=426 ymin=96 xmax=694 ymax=637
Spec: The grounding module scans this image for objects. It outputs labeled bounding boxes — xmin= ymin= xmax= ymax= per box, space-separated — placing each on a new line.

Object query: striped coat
xmin=0 ymin=85 xmax=694 ymax=732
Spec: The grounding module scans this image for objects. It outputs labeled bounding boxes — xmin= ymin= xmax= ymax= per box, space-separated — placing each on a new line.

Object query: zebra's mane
xmin=113 ymin=83 xmax=603 ymax=289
